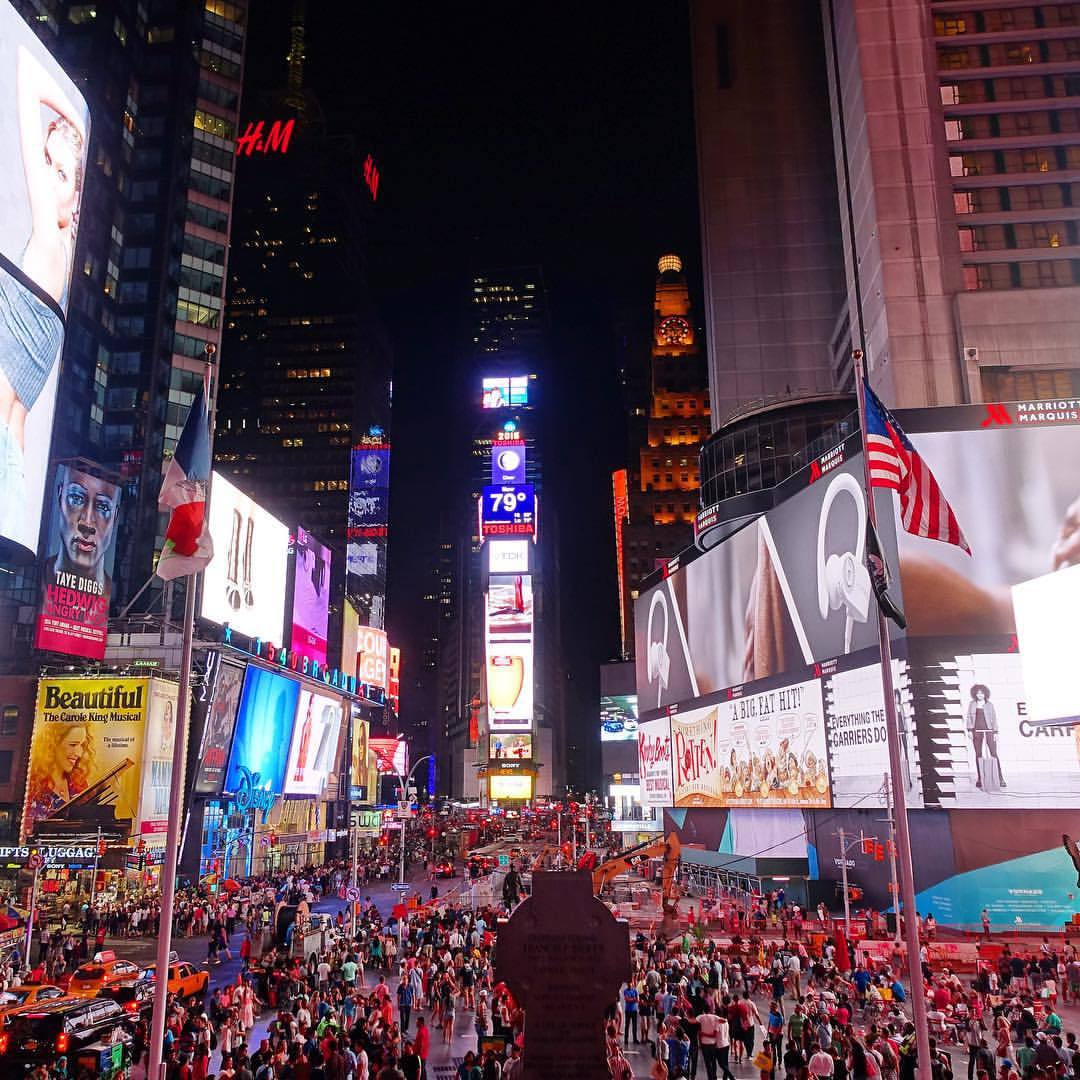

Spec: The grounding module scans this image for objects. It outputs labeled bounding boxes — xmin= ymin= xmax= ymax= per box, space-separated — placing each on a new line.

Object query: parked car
xmin=138 ymin=958 xmax=208 ymax=1004
xmin=0 ymin=996 xmax=132 ymax=1071
xmin=434 ymin=859 xmax=457 ymax=878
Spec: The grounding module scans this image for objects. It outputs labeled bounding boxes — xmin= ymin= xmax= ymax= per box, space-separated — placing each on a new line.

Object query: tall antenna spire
xmin=285 ymin=0 xmax=306 ymax=105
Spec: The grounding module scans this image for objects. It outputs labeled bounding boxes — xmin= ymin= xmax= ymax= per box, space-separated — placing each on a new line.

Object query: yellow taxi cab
xmin=0 ymin=984 xmax=69 ymax=1015
xmin=60 ymin=951 xmax=142 ymax=998
xmin=139 ymin=954 xmax=209 ymax=1003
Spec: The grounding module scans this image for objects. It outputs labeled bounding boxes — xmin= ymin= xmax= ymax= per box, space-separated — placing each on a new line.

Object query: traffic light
xmin=874 ymin=843 xmax=885 ymax=863
xmin=427 ymin=828 xmax=436 ymax=839
xmin=861 ymin=837 xmax=874 ymax=856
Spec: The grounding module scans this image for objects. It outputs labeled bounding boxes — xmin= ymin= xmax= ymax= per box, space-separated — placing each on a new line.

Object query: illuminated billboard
xmin=0 ymin=8 xmax=90 ymax=563
xmin=480 ymin=484 xmax=536 ymax=538
xmin=290 ymin=526 xmax=330 ymax=666
xmin=487 ymin=574 xmax=533 ymax=637
xmin=370 ymin=736 xmax=407 ymax=776
xmin=486 ymin=640 xmax=533 ymax=731
xmin=357 ymin=625 xmax=388 ymax=689
xmin=138 ymin=678 xmax=180 ymax=836
xmin=482 ymin=375 xmax=529 ymax=409
xmin=347 ymin=443 xmax=390 ymax=547
xmin=349 ymin=707 xmax=369 ymax=801
xmin=489 ymin=732 xmax=532 ymax=761
xmin=488 ymin=539 xmax=530 ymax=574
xmin=200 ymin=472 xmax=290 ymax=643
xmin=223 ymin=665 xmax=300 ymax=797
xmin=491 ymin=440 xmax=526 ymax=484
xmin=600 ymin=694 xmax=638 ymax=742
xmin=489 ymin=773 xmax=533 ymax=801
xmin=193 ymin=660 xmax=245 ymax=796
xmin=23 ymin=678 xmax=147 ymax=842
xmin=282 ymin=689 xmax=342 ymax=796
xmin=387 ymin=646 xmax=401 ymax=714
xmin=34 ymin=462 xmax=121 ymax=659
xmin=637 ymin=716 xmax=673 ymax=808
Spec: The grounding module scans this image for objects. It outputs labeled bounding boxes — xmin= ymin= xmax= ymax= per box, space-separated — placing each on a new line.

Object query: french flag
xmin=156 ymin=381 xmax=214 ymax=581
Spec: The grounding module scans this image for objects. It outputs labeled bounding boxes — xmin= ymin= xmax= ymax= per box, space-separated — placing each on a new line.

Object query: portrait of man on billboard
xmin=0 ymin=21 xmax=90 ymax=559
xmin=34 ymin=462 xmax=121 ymax=659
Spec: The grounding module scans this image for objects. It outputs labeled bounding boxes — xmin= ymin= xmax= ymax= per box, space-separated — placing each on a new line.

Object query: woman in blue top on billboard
xmin=0 ymin=44 xmax=86 ymax=541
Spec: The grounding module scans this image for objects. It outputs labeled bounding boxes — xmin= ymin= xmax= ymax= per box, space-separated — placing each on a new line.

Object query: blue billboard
xmin=480 ymin=484 xmax=536 ymax=538
xmin=223 ymin=665 xmax=300 ymax=797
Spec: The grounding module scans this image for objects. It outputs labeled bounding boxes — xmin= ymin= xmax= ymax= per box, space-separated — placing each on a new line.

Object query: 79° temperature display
xmin=481 ymin=484 xmax=536 ymax=537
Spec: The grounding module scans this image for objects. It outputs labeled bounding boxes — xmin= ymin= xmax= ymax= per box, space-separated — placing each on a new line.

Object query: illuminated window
xmin=69 ymin=5 xmax=97 ymax=23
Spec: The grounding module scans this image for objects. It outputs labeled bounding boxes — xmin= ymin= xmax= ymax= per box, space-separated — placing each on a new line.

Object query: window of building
xmin=69 ymin=5 xmax=97 ymax=23
xmin=934 ymin=15 xmax=967 ymax=35
xmin=0 ymin=707 xmax=17 ymax=737
xmin=982 ymin=366 xmax=1080 ymax=400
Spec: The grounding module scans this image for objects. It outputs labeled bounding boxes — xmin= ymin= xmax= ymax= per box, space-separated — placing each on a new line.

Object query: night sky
xmin=245 ymin=2 xmax=702 ymax=785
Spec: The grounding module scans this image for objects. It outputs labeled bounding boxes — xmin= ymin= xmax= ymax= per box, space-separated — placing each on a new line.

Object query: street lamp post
xmin=391 ymin=752 xmax=434 ymax=941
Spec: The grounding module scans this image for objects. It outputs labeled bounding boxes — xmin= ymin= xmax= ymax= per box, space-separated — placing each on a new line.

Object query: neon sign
xmin=236 ymin=119 xmax=295 ymax=157
xmin=232 ymin=765 xmax=278 ymax=823
xmin=363 ymin=154 xmax=380 ymax=200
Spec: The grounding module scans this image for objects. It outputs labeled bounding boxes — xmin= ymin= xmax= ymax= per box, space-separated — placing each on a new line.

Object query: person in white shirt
xmin=810 ymin=1043 xmax=836 ymax=1079
xmin=696 ymin=1010 xmax=736 ymax=1080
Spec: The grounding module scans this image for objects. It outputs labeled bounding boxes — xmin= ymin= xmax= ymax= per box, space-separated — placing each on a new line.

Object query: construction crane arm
xmin=591 ymin=833 xmax=682 ymax=915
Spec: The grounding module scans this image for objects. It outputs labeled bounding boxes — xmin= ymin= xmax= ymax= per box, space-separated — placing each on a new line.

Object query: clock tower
xmin=612 ymin=255 xmax=710 ymax=657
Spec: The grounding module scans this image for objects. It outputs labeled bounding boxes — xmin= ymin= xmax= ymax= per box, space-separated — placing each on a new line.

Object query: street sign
xmin=391 ymin=882 xmax=410 ymax=891
xmin=27 ymin=852 xmax=43 ymax=871
xmin=345 ymin=886 xmax=362 ymax=902
xmin=498 ymin=854 xmax=510 ymax=867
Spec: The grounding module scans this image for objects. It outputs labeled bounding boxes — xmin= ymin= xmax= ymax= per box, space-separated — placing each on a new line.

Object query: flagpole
xmin=853 ymin=350 xmax=933 ymax=1080
xmin=148 ymin=345 xmax=216 ymax=1077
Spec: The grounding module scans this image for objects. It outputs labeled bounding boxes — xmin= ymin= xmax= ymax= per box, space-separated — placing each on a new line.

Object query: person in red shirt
xmin=414 ymin=1015 xmax=430 ymax=1067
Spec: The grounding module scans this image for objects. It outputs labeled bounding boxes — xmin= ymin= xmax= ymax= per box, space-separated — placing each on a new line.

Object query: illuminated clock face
xmin=658 ymin=315 xmax=691 ymax=346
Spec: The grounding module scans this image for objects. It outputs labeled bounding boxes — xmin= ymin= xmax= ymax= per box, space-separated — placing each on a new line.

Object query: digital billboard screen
xmin=601 ymin=694 xmax=638 ymax=742
xmin=487 ymin=574 xmax=532 ymax=637
xmin=138 ymin=678 xmax=179 ymax=836
xmin=486 ymin=640 xmax=533 ymax=731
xmin=200 ymin=472 xmax=290 ymax=643
xmin=489 ymin=773 xmax=533 ymax=800
xmin=491 ymin=440 xmax=526 ymax=484
xmin=370 ymin=736 xmax=407 ymax=776
xmin=357 ymin=625 xmax=388 ymax=689
xmin=0 ymin=8 xmax=90 ymax=563
xmin=223 ymin=665 xmax=300 ymax=797
xmin=347 ymin=444 xmax=390 ymax=547
xmin=488 ymin=539 xmax=530 ymax=574
xmin=637 ymin=716 xmax=673 ymax=808
xmin=193 ymin=660 xmax=245 ymax=796
xmin=34 ymin=462 xmax=121 ymax=659
xmin=489 ymin=732 xmax=532 ymax=761
xmin=482 ymin=375 xmax=529 ymax=409
xmin=23 ymin=678 xmax=146 ymax=842
xmin=290 ymin=526 xmax=330 ymax=666
xmin=481 ymin=484 xmax=536 ymax=538
xmin=349 ymin=707 xmax=369 ymax=802
xmin=282 ymin=689 xmax=342 ymax=796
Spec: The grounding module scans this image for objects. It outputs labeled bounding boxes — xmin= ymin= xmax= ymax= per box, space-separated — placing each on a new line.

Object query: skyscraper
xmin=214 ymin=5 xmax=391 ymax=660
xmin=437 ymin=267 xmax=564 ymax=800
xmin=690 ymin=0 xmax=1080 ymax=424
xmin=1 ymin=0 xmax=247 ymax=662
xmin=613 ymin=255 xmax=710 ymax=656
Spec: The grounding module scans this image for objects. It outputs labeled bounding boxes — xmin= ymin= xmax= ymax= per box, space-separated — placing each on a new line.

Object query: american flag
xmin=863 ymin=380 xmax=971 ymax=555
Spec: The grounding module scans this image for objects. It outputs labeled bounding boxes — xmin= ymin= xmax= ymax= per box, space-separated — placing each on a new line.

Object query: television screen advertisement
xmin=889 ymin=417 xmax=1080 ymax=807
xmin=481 ymin=375 xmax=529 ymax=409
xmin=357 ymin=625 xmax=388 ymax=689
xmin=138 ymin=678 xmax=180 ymax=835
xmin=290 ymin=526 xmax=331 ymax=666
xmin=671 ymin=704 xmax=723 ymax=807
xmin=634 ymin=452 xmax=901 ymax=713
xmin=0 ymin=8 xmax=90 ymax=563
xmin=486 ymin=639 xmax=533 ymax=731
xmin=488 ymin=539 xmax=530 ymax=574
xmin=33 ymin=462 xmax=121 ymax=659
xmin=491 ymin=440 xmax=526 ymax=484
xmin=480 ymin=484 xmax=536 ymax=538
xmin=200 ymin=472 xmax=290 ymax=643
xmin=347 ymin=442 xmax=389 ymax=572
xmin=637 ymin=716 xmax=673 ymax=808
xmin=223 ymin=665 xmax=300 ymax=797
xmin=349 ymin=707 xmax=369 ymax=801
xmin=487 ymin=574 xmax=533 ymax=637
xmin=193 ymin=660 xmax=245 ymax=796
xmin=370 ymin=736 xmax=407 ymax=776
xmin=716 ymin=676 xmax=830 ymax=809
xmin=283 ymin=689 xmax=342 ymax=797
xmin=824 ymin=654 xmax=921 ymax=808
xmin=600 ymin=694 xmax=638 ymax=742
xmin=22 ymin=677 xmax=146 ymax=842
xmin=488 ymin=732 xmax=532 ymax=761
xmin=489 ymin=773 xmax=533 ymax=800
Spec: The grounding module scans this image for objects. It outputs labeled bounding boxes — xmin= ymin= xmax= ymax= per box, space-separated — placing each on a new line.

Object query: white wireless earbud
xmin=646 ymin=589 xmax=671 ymax=708
xmin=816 ymin=472 xmax=872 ymax=653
